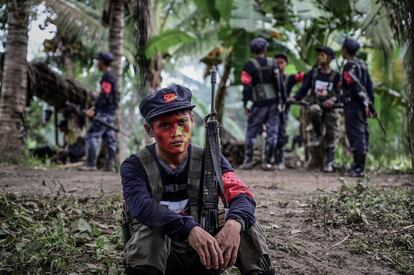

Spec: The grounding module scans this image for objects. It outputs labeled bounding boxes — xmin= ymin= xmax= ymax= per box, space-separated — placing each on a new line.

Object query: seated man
xmin=121 ymin=84 xmax=274 ymax=275
xmin=55 ymin=119 xmax=86 ymax=163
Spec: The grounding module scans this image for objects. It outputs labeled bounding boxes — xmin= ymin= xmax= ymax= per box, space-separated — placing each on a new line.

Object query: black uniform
xmin=274 ymin=73 xmax=303 ymax=166
xmin=85 ymin=70 xmax=119 ymax=169
xmin=342 ymin=59 xmax=374 ymax=174
xmin=241 ymin=56 xmax=286 ymax=169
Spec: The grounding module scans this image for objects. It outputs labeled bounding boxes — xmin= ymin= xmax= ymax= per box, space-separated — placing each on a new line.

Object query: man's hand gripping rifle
xmin=65 ymin=101 xmax=128 ymax=136
xmin=200 ymin=70 xmax=229 ymax=236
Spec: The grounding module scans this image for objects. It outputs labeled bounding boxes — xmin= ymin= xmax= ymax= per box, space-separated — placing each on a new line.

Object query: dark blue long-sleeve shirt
xmin=121 ymin=144 xmax=256 ymax=241
xmin=342 ymin=60 xmax=374 ymax=106
xmin=94 ymin=71 xmax=118 ymax=116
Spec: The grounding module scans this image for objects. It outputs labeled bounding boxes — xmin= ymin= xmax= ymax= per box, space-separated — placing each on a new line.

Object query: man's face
xmin=341 ymin=47 xmax=347 ymax=58
xmin=276 ymin=58 xmax=287 ymax=71
xmin=95 ymin=59 xmax=105 ymax=71
xmin=317 ymin=52 xmax=330 ymax=66
xmin=149 ymin=111 xmax=193 ymax=156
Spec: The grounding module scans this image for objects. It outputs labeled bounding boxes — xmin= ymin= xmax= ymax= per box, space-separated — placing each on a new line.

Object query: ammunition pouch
xmin=121 ymin=204 xmax=133 ymax=246
xmin=250 ymin=58 xmax=279 ymax=103
xmin=252 ymin=83 xmax=277 ymax=102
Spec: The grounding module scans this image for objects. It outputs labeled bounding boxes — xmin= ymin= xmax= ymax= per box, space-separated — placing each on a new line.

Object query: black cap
xmin=250 ymin=37 xmax=268 ymax=54
xmin=316 ymin=46 xmax=335 ymax=59
xmin=342 ymin=37 xmax=360 ymax=55
xmin=139 ymin=84 xmax=196 ymax=122
xmin=96 ymin=52 xmax=114 ymax=64
xmin=275 ymin=53 xmax=289 ymax=63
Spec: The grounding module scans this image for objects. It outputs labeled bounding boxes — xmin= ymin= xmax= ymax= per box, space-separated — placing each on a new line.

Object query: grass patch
xmin=310 ymin=183 xmax=414 ymax=274
xmin=0 ymin=193 xmax=124 ymax=274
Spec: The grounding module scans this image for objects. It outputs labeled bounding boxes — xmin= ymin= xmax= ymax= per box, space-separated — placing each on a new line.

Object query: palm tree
xmin=0 ymin=0 xmax=30 ymax=163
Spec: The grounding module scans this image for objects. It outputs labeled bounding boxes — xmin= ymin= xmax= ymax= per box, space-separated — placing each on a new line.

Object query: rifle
xmin=200 ymin=70 xmax=228 ymax=236
xmin=65 ymin=101 xmax=128 ymax=136
xmin=347 ymin=71 xmax=387 ymax=136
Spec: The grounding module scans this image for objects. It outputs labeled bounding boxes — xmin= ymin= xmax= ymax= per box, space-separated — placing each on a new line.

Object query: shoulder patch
xmin=101 ymin=81 xmax=112 ymax=94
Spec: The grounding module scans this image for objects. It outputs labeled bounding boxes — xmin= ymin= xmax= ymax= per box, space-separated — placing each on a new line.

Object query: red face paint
xmin=151 ymin=112 xmax=193 ymax=156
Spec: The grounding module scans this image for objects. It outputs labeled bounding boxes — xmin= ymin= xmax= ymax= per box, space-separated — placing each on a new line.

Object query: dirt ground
xmin=0 ymin=165 xmax=412 ymax=274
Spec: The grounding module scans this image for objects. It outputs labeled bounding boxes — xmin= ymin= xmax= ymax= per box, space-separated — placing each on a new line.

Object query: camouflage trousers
xmin=123 ymin=223 xmax=274 ymax=275
xmin=308 ymin=104 xmax=340 ymax=149
xmin=245 ymin=104 xmax=280 ymax=163
xmin=85 ymin=113 xmax=116 ymax=168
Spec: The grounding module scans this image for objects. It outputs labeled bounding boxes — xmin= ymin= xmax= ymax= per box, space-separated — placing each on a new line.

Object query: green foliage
xmin=0 ymin=194 xmax=123 ymax=274
xmin=145 ymin=30 xmax=196 ymax=59
xmin=311 ymin=183 xmax=414 ymax=274
xmin=26 ymin=98 xmax=56 ymax=149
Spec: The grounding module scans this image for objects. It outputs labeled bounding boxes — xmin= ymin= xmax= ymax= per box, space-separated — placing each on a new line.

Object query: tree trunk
xmin=0 ymin=0 xmax=30 ymax=163
xmin=108 ymin=0 xmax=126 ymax=161
xmin=109 ymin=0 xmax=124 ymax=94
xmin=409 ymin=0 xmax=414 ymax=170
xmin=215 ymin=56 xmax=232 ymax=125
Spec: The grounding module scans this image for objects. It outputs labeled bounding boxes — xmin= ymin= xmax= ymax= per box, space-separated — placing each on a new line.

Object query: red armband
xmin=101 ymin=81 xmax=113 ymax=94
xmin=295 ymin=72 xmax=305 ymax=82
xmin=241 ymin=71 xmax=252 ymax=85
xmin=221 ymin=171 xmax=254 ymax=203
xmin=343 ymin=71 xmax=353 ymax=85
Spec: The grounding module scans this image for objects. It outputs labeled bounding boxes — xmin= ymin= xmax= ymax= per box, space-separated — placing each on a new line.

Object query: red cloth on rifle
xmin=222 ymin=171 xmax=254 ymax=202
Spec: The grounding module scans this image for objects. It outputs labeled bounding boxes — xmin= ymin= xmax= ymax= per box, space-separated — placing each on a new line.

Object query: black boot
xmin=262 ymin=143 xmax=275 ymax=171
xmin=274 ymin=146 xmax=285 ymax=170
xmin=241 ymin=145 xmax=254 ymax=170
xmin=346 ymin=153 xmax=366 ymax=177
xmin=323 ymin=147 xmax=335 ymax=172
xmin=104 ymin=150 xmax=116 ymax=172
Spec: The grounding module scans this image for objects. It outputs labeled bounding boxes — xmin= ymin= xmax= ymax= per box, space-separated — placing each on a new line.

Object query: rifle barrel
xmin=210 ymin=70 xmax=217 ymax=114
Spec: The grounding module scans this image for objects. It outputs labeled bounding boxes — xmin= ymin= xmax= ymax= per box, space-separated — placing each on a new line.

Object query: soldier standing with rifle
xmin=240 ymin=37 xmax=286 ymax=170
xmin=80 ymin=52 xmax=119 ymax=171
xmin=288 ymin=46 xmax=341 ymax=172
xmin=120 ymin=83 xmax=274 ymax=275
xmin=274 ymin=53 xmax=304 ymax=169
xmin=342 ymin=38 xmax=375 ymax=177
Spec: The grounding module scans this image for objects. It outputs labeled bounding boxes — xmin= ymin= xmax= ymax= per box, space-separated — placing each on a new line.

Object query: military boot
xmin=322 ymin=147 xmax=335 ymax=173
xmin=274 ymin=147 xmax=285 ymax=170
xmin=103 ymin=150 xmax=116 ymax=172
xmin=262 ymin=144 xmax=275 ymax=171
xmin=346 ymin=153 xmax=365 ymax=177
xmin=240 ymin=146 xmax=254 ymax=170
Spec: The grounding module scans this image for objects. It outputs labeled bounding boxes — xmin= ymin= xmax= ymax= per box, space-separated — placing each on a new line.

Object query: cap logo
xmin=163 ymin=92 xmax=177 ymax=103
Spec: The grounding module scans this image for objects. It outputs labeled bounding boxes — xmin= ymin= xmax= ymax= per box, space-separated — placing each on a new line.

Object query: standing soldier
xmin=342 ymin=38 xmax=374 ymax=177
xmin=274 ymin=53 xmax=304 ymax=169
xmin=81 ymin=52 xmax=119 ymax=171
xmin=240 ymin=37 xmax=285 ymax=170
xmin=289 ymin=46 xmax=341 ymax=172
